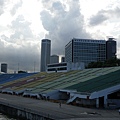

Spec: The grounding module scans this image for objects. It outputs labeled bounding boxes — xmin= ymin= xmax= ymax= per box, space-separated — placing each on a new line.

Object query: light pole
xmin=18 ymin=63 xmax=19 ymax=73
xmin=34 ymin=61 xmax=35 ymax=73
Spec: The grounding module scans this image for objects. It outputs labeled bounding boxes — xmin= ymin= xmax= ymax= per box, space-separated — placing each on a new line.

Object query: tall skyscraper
xmin=65 ymin=38 xmax=106 ymax=66
xmin=40 ymin=39 xmax=51 ymax=72
xmin=106 ymin=38 xmax=116 ymax=60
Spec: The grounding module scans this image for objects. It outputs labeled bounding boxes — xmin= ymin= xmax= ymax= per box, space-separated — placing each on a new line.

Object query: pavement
xmin=0 ymin=93 xmax=120 ymax=120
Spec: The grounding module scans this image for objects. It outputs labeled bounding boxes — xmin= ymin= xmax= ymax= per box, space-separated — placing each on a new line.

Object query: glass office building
xmin=65 ymin=38 xmax=106 ymax=66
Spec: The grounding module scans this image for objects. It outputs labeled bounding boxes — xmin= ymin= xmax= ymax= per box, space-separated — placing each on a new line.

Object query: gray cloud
xmin=52 ymin=1 xmax=64 ymax=11
xmin=0 ymin=14 xmax=40 ymax=72
xmin=0 ymin=0 xmax=23 ymax=16
xmin=10 ymin=15 xmax=34 ymax=41
xmin=10 ymin=0 xmax=23 ymax=16
xmin=89 ymin=11 xmax=108 ymax=26
xmin=0 ymin=37 xmax=40 ymax=73
xmin=40 ymin=11 xmax=56 ymax=31
xmin=115 ymin=7 xmax=120 ymax=13
xmin=40 ymin=0 xmax=90 ymax=55
xmin=89 ymin=7 xmax=120 ymax=26
xmin=0 ymin=0 xmax=6 ymax=15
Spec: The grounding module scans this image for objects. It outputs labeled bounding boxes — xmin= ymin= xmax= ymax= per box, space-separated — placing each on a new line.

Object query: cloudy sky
xmin=0 ymin=0 xmax=120 ymax=72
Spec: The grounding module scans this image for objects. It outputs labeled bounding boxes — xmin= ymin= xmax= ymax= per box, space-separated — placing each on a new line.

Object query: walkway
xmin=0 ymin=93 xmax=119 ymax=120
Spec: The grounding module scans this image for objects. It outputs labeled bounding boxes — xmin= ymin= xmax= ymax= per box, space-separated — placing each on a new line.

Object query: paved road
xmin=0 ymin=93 xmax=119 ymax=120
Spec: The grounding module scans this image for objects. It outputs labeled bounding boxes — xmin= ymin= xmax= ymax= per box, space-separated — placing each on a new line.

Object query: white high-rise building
xmin=40 ymin=39 xmax=51 ymax=72
xmin=65 ymin=38 xmax=106 ymax=66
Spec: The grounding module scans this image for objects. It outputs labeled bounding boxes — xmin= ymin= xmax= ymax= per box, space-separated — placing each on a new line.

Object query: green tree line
xmin=87 ymin=58 xmax=120 ymax=68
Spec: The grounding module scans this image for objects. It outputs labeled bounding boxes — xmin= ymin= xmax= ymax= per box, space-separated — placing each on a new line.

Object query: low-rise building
xmin=46 ymin=62 xmax=85 ymax=73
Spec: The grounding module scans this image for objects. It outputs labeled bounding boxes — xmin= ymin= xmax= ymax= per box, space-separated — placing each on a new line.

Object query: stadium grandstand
xmin=0 ymin=67 xmax=120 ymax=109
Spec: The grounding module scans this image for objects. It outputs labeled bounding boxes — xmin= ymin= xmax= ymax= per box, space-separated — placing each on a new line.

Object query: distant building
xmin=50 ymin=55 xmax=59 ymax=64
xmin=46 ymin=62 xmax=85 ymax=73
xmin=40 ymin=39 xmax=51 ymax=72
xmin=61 ymin=56 xmax=65 ymax=62
xmin=65 ymin=38 xmax=106 ymax=66
xmin=106 ymin=38 xmax=117 ymax=60
xmin=1 ymin=63 xmax=7 ymax=73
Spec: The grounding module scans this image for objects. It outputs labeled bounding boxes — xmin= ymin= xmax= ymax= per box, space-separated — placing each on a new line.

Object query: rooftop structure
xmin=50 ymin=55 xmax=59 ymax=64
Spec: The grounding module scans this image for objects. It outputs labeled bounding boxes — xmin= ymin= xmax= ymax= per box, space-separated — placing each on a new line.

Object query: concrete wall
xmin=0 ymin=102 xmax=54 ymax=120
xmin=46 ymin=91 xmax=69 ymax=100
xmin=76 ymin=98 xmax=96 ymax=107
xmin=46 ymin=90 xmax=60 ymax=100
xmin=107 ymin=99 xmax=120 ymax=109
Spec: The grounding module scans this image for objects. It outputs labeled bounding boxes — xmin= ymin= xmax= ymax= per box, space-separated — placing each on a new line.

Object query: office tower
xmin=65 ymin=38 xmax=106 ymax=66
xmin=1 ymin=63 xmax=7 ymax=73
xmin=106 ymin=38 xmax=117 ymax=60
xmin=50 ymin=55 xmax=59 ymax=64
xmin=40 ymin=39 xmax=51 ymax=72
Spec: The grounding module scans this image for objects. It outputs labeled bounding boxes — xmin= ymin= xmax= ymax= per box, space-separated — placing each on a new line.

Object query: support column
xmin=104 ymin=95 xmax=108 ymax=108
xmin=96 ymin=98 xmax=99 ymax=108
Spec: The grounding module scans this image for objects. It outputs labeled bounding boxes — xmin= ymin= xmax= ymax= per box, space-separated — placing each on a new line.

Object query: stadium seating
xmin=1 ymin=66 xmax=120 ymax=98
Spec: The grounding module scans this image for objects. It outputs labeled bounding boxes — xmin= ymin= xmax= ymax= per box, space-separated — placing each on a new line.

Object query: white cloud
xmin=10 ymin=0 xmax=23 ymax=16
xmin=10 ymin=15 xmax=34 ymax=41
xmin=0 ymin=0 xmax=120 ymax=72
xmin=89 ymin=11 xmax=109 ymax=26
xmin=40 ymin=0 xmax=90 ymax=55
xmin=0 ymin=0 xmax=5 ymax=15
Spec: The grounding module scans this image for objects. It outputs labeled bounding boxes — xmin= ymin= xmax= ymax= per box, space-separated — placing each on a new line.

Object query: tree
xmin=87 ymin=58 xmax=120 ymax=68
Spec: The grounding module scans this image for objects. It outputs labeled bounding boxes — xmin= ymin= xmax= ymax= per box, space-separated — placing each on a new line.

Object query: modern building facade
xmin=50 ymin=55 xmax=59 ymax=64
xmin=40 ymin=39 xmax=51 ymax=72
xmin=106 ymin=38 xmax=116 ymax=60
xmin=1 ymin=63 xmax=7 ymax=73
xmin=65 ymin=38 xmax=106 ymax=66
xmin=47 ymin=62 xmax=85 ymax=73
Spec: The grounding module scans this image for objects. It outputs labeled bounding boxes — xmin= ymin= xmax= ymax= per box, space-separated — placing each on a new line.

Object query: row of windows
xmin=74 ymin=57 xmax=105 ymax=61
xmin=73 ymin=39 xmax=105 ymax=43
xmin=73 ymin=58 xmax=105 ymax=63
xmin=74 ymin=50 xmax=105 ymax=55
xmin=74 ymin=52 xmax=106 ymax=54
xmin=73 ymin=42 xmax=105 ymax=46
xmin=47 ymin=63 xmax=67 ymax=67
xmin=74 ymin=54 xmax=106 ymax=58
xmin=73 ymin=55 xmax=106 ymax=58
xmin=74 ymin=47 xmax=97 ymax=50
xmin=47 ymin=67 xmax=67 ymax=71
xmin=74 ymin=46 xmax=105 ymax=49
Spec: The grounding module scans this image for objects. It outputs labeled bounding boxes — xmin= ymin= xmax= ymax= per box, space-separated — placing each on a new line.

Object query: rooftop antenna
xmin=106 ymin=36 xmax=113 ymax=39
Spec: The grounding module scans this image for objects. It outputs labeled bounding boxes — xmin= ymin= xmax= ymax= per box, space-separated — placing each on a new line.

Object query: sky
xmin=0 ymin=0 xmax=120 ymax=73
